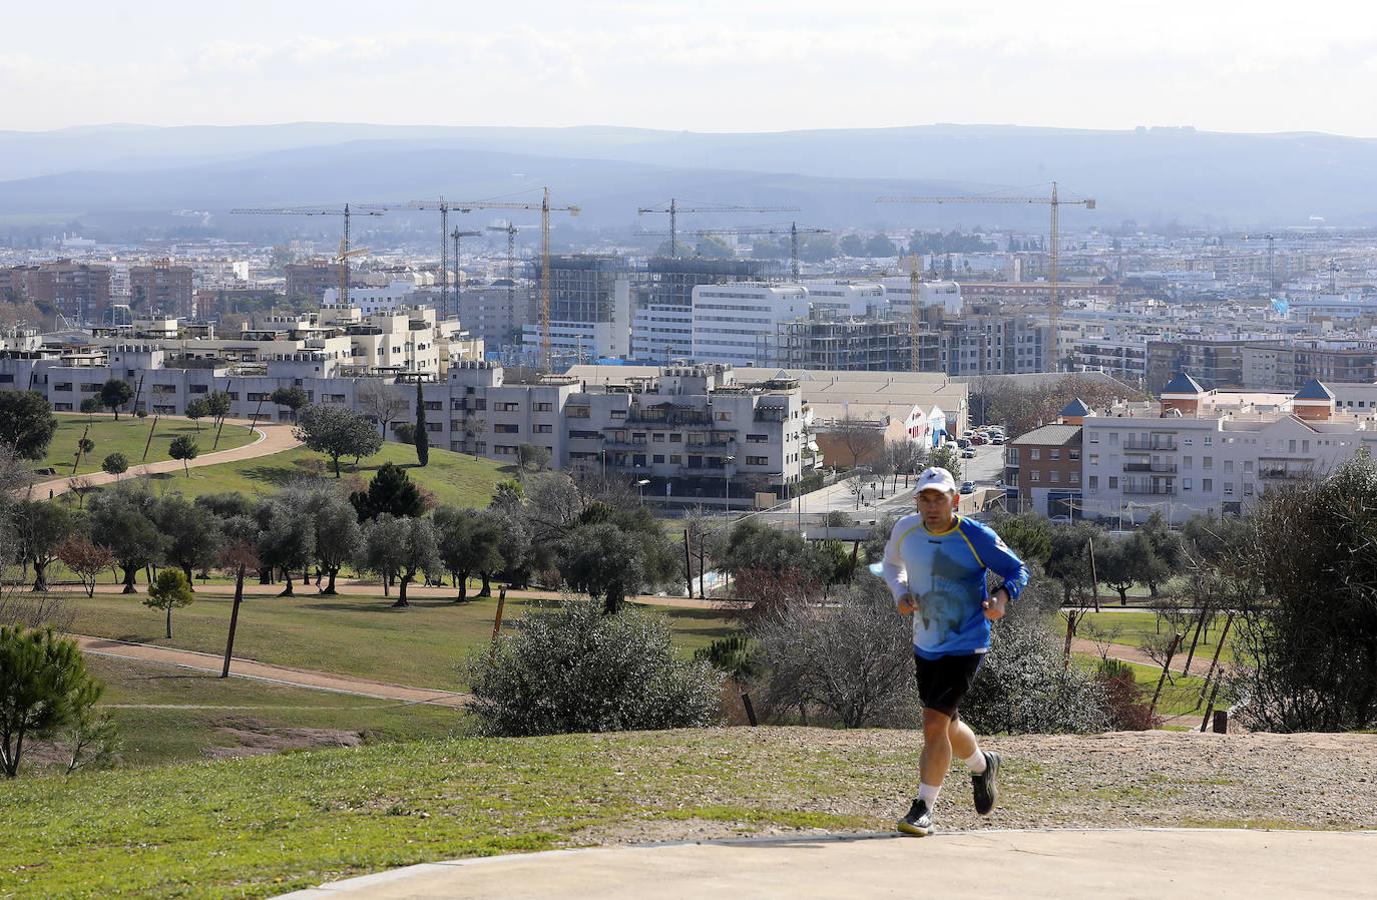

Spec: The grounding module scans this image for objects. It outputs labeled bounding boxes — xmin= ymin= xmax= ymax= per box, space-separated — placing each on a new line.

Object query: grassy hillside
xmin=58 ymin=441 xmax=512 ymax=510
xmin=36 ymin=412 xmax=256 ymax=477
xmin=4 ymin=726 xmax=1373 ymax=897
xmin=89 ymin=655 xmax=464 ymax=768
xmin=68 ymin=590 xmax=736 ymax=689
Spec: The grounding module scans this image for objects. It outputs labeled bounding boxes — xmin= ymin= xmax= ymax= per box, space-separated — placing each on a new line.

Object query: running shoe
xmin=972 ymin=750 xmax=1001 ymax=815
xmin=896 ymin=798 xmax=934 ymax=836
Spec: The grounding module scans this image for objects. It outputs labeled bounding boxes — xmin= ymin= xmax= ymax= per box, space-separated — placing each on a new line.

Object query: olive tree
xmin=295 ymin=404 xmax=382 ymax=477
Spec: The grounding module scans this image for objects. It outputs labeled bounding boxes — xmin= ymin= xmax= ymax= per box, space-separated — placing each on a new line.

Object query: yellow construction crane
xmin=636 ymin=199 xmax=801 ymax=257
xmin=230 ymin=204 xmax=382 ymax=306
xmin=876 ymin=182 xmax=1095 ymax=371
xmin=455 ymin=189 xmax=580 ymax=372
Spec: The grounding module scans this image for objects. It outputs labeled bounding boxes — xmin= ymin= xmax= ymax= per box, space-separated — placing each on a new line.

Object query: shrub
xmin=960 ymin=609 xmax=1108 ymax=735
xmin=1095 ymin=658 xmax=1159 ymax=731
xmin=694 ymin=634 xmax=760 ymax=682
xmin=465 ymin=601 xmax=722 ymax=736
xmin=752 ymin=576 xmax=916 ymax=728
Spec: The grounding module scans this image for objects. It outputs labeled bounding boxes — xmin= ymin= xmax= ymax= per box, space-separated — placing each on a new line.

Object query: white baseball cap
xmin=915 ymin=466 xmax=958 ymax=496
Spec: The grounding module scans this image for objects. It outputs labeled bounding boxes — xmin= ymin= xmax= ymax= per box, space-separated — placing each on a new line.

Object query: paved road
xmin=283 ymin=828 xmax=1376 ymax=898
xmin=73 ymin=634 xmax=470 ymax=708
xmin=26 ymin=417 xmax=300 ymax=498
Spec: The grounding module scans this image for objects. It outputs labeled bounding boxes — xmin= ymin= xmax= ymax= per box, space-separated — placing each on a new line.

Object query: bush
xmin=960 ymin=609 xmax=1108 ymax=735
xmin=752 ymin=576 xmax=917 ymax=728
xmin=1095 ymin=658 xmax=1159 ymax=731
xmin=465 ymin=601 xmax=722 ymax=736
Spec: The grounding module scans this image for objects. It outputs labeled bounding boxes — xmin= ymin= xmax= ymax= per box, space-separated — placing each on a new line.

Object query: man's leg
xmin=919 ymin=707 xmax=953 ymax=791
xmin=947 ymin=714 xmax=978 ymax=762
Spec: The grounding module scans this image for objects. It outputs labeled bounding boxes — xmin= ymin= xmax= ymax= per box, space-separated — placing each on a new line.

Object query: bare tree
xmin=830 ymin=416 xmax=884 ymax=469
xmin=356 ymin=379 xmax=409 ymax=439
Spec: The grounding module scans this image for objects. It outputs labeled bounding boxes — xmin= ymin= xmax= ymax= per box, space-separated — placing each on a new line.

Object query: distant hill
xmin=5 ymin=122 xmax=1377 ymax=230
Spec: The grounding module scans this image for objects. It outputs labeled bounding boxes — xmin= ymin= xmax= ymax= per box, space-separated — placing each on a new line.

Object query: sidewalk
xmin=283 ymin=828 xmax=1376 ymax=898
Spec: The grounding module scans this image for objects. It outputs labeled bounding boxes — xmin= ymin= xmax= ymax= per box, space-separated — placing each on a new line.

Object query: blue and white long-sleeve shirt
xmin=881 ymin=514 xmax=1029 ymax=659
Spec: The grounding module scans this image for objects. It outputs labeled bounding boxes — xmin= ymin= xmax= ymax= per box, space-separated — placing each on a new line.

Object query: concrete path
xmin=73 ymin=634 xmax=470 ymax=708
xmin=282 ymin=828 xmax=1375 ymax=898
xmin=29 ymin=417 xmax=300 ymax=497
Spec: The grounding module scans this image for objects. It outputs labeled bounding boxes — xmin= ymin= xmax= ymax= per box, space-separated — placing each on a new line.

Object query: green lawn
xmin=85 ymin=655 xmax=465 ymax=769
xmin=36 ymin=412 xmax=256 ymax=477
xmin=0 ymin=729 xmax=877 ymax=898
xmin=1073 ymin=652 xmax=1222 ymax=719
xmin=53 ymin=441 xmax=512 ymax=510
xmin=67 ymin=589 xmax=739 ymax=690
xmin=1079 ymin=610 xmax=1237 ymax=666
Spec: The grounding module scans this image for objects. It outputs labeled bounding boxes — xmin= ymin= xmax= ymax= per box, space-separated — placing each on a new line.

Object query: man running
xmin=880 ymin=466 xmax=1029 ymax=836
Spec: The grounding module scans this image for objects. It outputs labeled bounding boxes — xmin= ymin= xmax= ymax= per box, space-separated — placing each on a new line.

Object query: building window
xmin=670 ymin=455 xmax=682 ymax=464
xmin=1108 ymin=476 xmax=1118 ymax=489
xmin=1203 ymin=478 xmax=1213 ymax=492
xmin=610 ymin=410 xmax=627 ymax=419
xmin=1050 ymin=449 xmax=1060 ymax=461
xmin=653 ymin=454 xmax=665 ymax=464
xmin=496 ymin=402 xmax=520 ymax=412
xmin=533 ymin=402 xmax=553 ymax=412
xmin=1203 ymin=456 xmax=1213 ymax=469
xmin=1030 ymin=470 xmax=1041 ymax=482
xmin=1183 ymin=478 xmax=1192 ymax=491
xmin=533 ymin=424 xmax=552 ymax=434
xmin=1050 ymin=470 xmax=1061 ymax=483
xmin=1030 ymin=448 xmax=1041 ymax=460
xmin=1224 ymin=482 xmax=1234 ymax=495
xmin=1109 ymin=432 xmax=1118 ymax=445
xmin=1088 ymin=432 xmax=1099 ymax=443
xmin=747 ymin=433 xmax=768 ymax=443
xmin=746 ymin=455 xmax=768 ymax=466
xmin=567 ymin=406 xmax=590 ymax=418
xmin=494 ymin=423 xmax=519 ymax=434
xmin=1088 ymin=475 xmax=1098 ymax=490
xmin=1069 ymin=449 xmax=1080 ymax=460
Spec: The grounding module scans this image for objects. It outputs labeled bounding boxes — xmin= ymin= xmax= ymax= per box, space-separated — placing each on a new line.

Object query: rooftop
xmin=1011 ymin=424 xmax=1083 ymax=447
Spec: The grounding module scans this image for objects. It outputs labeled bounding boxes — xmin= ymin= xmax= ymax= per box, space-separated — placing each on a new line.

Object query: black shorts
xmin=914 ymin=652 xmax=984 ymax=717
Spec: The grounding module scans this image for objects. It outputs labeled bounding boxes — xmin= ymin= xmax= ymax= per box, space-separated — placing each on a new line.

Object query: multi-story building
xmin=1003 ymin=399 xmax=1087 ymax=517
xmin=775 ymin=319 xmax=939 ymax=372
xmin=285 ymin=262 xmax=346 ymax=303
xmin=630 ymin=257 xmax=769 ymax=363
xmin=129 ymin=260 xmax=194 ymax=317
xmin=803 ymin=280 xmax=886 ymax=319
xmin=690 ymin=283 xmax=808 ymax=367
xmin=521 ymin=255 xmax=631 ymax=363
xmin=457 ymin=281 xmax=530 ymax=354
xmin=0 ymin=261 xmax=112 ymax=324
xmin=937 ymin=314 xmax=1049 ymax=376
xmin=321 ymin=281 xmax=427 ymax=316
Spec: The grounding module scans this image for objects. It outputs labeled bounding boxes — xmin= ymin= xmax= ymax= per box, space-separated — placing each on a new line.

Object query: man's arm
xmin=968 ymin=523 xmax=1029 ymax=620
xmin=881 ymin=518 xmax=915 ymax=612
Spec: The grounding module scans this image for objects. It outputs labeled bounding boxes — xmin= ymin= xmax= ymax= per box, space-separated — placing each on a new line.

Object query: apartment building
xmin=521 ymin=255 xmax=631 ymax=363
xmin=690 ymin=283 xmax=808 ymax=367
xmin=1003 ymin=399 xmax=1087 ymax=517
xmin=129 ymin=260 xmax=194 ymax=317
xmin=0 ymin=261 xmax=112 ymax=324
xmin=936 ymin=314 xmax=1049 ymax=376
xmin=775 ymin=318 xmax=939 ymax=372
xmin=631 ymin=258 xmax=772 ymax=364
xmin=285 ymin=262 xmax=346 ymax=302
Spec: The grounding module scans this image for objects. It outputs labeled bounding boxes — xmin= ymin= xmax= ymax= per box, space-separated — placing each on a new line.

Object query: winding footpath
xmin=25 ymin=417 xmax=301 ymax=498
xmin=73 ymin=634 xmax=470 ymax=708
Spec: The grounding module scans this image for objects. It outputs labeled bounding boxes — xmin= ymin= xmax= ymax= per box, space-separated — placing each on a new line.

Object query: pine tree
xmin=414 ymin=379 xmax=429 ymax=467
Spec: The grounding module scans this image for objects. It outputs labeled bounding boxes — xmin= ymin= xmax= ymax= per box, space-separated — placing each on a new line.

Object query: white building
xmin=880 ymin=279 xmax=963 ymax=318
xmin=631 ymin=302 xmax=694 ymax=363
xmin=802 ymin=280 xmax=887 ymax=319
xmin=322 ymin=280 xmax=425 ymax=315
xmin=690 ymin=283 xmax=808 ymax=367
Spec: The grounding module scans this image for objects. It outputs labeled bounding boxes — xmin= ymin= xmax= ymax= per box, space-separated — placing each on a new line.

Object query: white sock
xmin=965 ymin=749 xmax=988 ymax=774
xmin=917 ymin=782 xmax=941 ymax=808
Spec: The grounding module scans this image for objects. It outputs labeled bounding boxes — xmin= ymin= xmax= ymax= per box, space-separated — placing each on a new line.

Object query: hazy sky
xmin=6 ymin=0 xmax=1377 ymax=135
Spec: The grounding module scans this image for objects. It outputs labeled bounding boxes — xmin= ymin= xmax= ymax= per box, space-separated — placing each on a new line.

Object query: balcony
xmin=1123 ymin=462 xmax=1177 ymax=473
xmin=753 ymin=407 xmax=789 ymax=422
xmin=1123 ymin=437 xmax=1177 ymax=451
xmin=1258 ymin=467 xmax=1311 ymax=481
xmin=1122 ymin=484 xmax=1177 ymax=496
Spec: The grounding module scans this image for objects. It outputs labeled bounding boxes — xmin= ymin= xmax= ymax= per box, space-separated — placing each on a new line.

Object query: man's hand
xmin=983 ymin=589 xmax=1008 ymax=621
xmin=896 ymin=593 xmax=917 ymax=616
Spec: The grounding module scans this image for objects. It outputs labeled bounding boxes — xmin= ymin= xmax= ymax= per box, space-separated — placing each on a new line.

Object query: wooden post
xmin=489 ymin=589 xmax=507 ymax=663
xmin=1181 ymin=608 xmax=1209 ymax=676
xmin=1148 ymin=632 xmax=1184 ymax=720
xmin=1213 ymin=709 xmax=1228 ymax=734
xmin=1086 ymin=537 xmax=1100 ymax=613
xmin=1196 ymin=613 xmax=1234 ymax=708
xmin=740 ymin=691 xmax=758 ymax=727
xmin=1062 ymin=608 xmax=1081 ymax=665
xmin=684 ymin=529 xmax=694 ymax=599
xmin=142 ymin=414 xmax=159 ymax=462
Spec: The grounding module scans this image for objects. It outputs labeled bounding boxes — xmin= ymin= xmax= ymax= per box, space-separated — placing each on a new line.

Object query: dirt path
xmin=71 ymin=634 xmax=470 ymax=708
xmin=28 ymin=417 xmax=301 ymax=498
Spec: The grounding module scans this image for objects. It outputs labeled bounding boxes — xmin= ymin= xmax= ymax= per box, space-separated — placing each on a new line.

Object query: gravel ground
xmin=576 ymin=727 xmax=1377 ymax=845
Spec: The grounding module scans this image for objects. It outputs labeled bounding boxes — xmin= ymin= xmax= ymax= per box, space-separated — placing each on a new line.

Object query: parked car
xmin=960 ymin=481 xmax=975 ymax=494
xmin=970 ymin=434 xmax=988 ymax=445
xmin=991 ymin=436 xmax=1004 ymax=445
xmin=961 ymin=448 xmax=976 ymax=459
xmin=956 ymin=438 xmax=970 ymax=449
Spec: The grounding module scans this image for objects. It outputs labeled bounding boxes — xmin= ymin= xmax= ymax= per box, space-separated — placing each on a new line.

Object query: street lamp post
xmin=636 ymin=478 xmax=649 ymax=505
